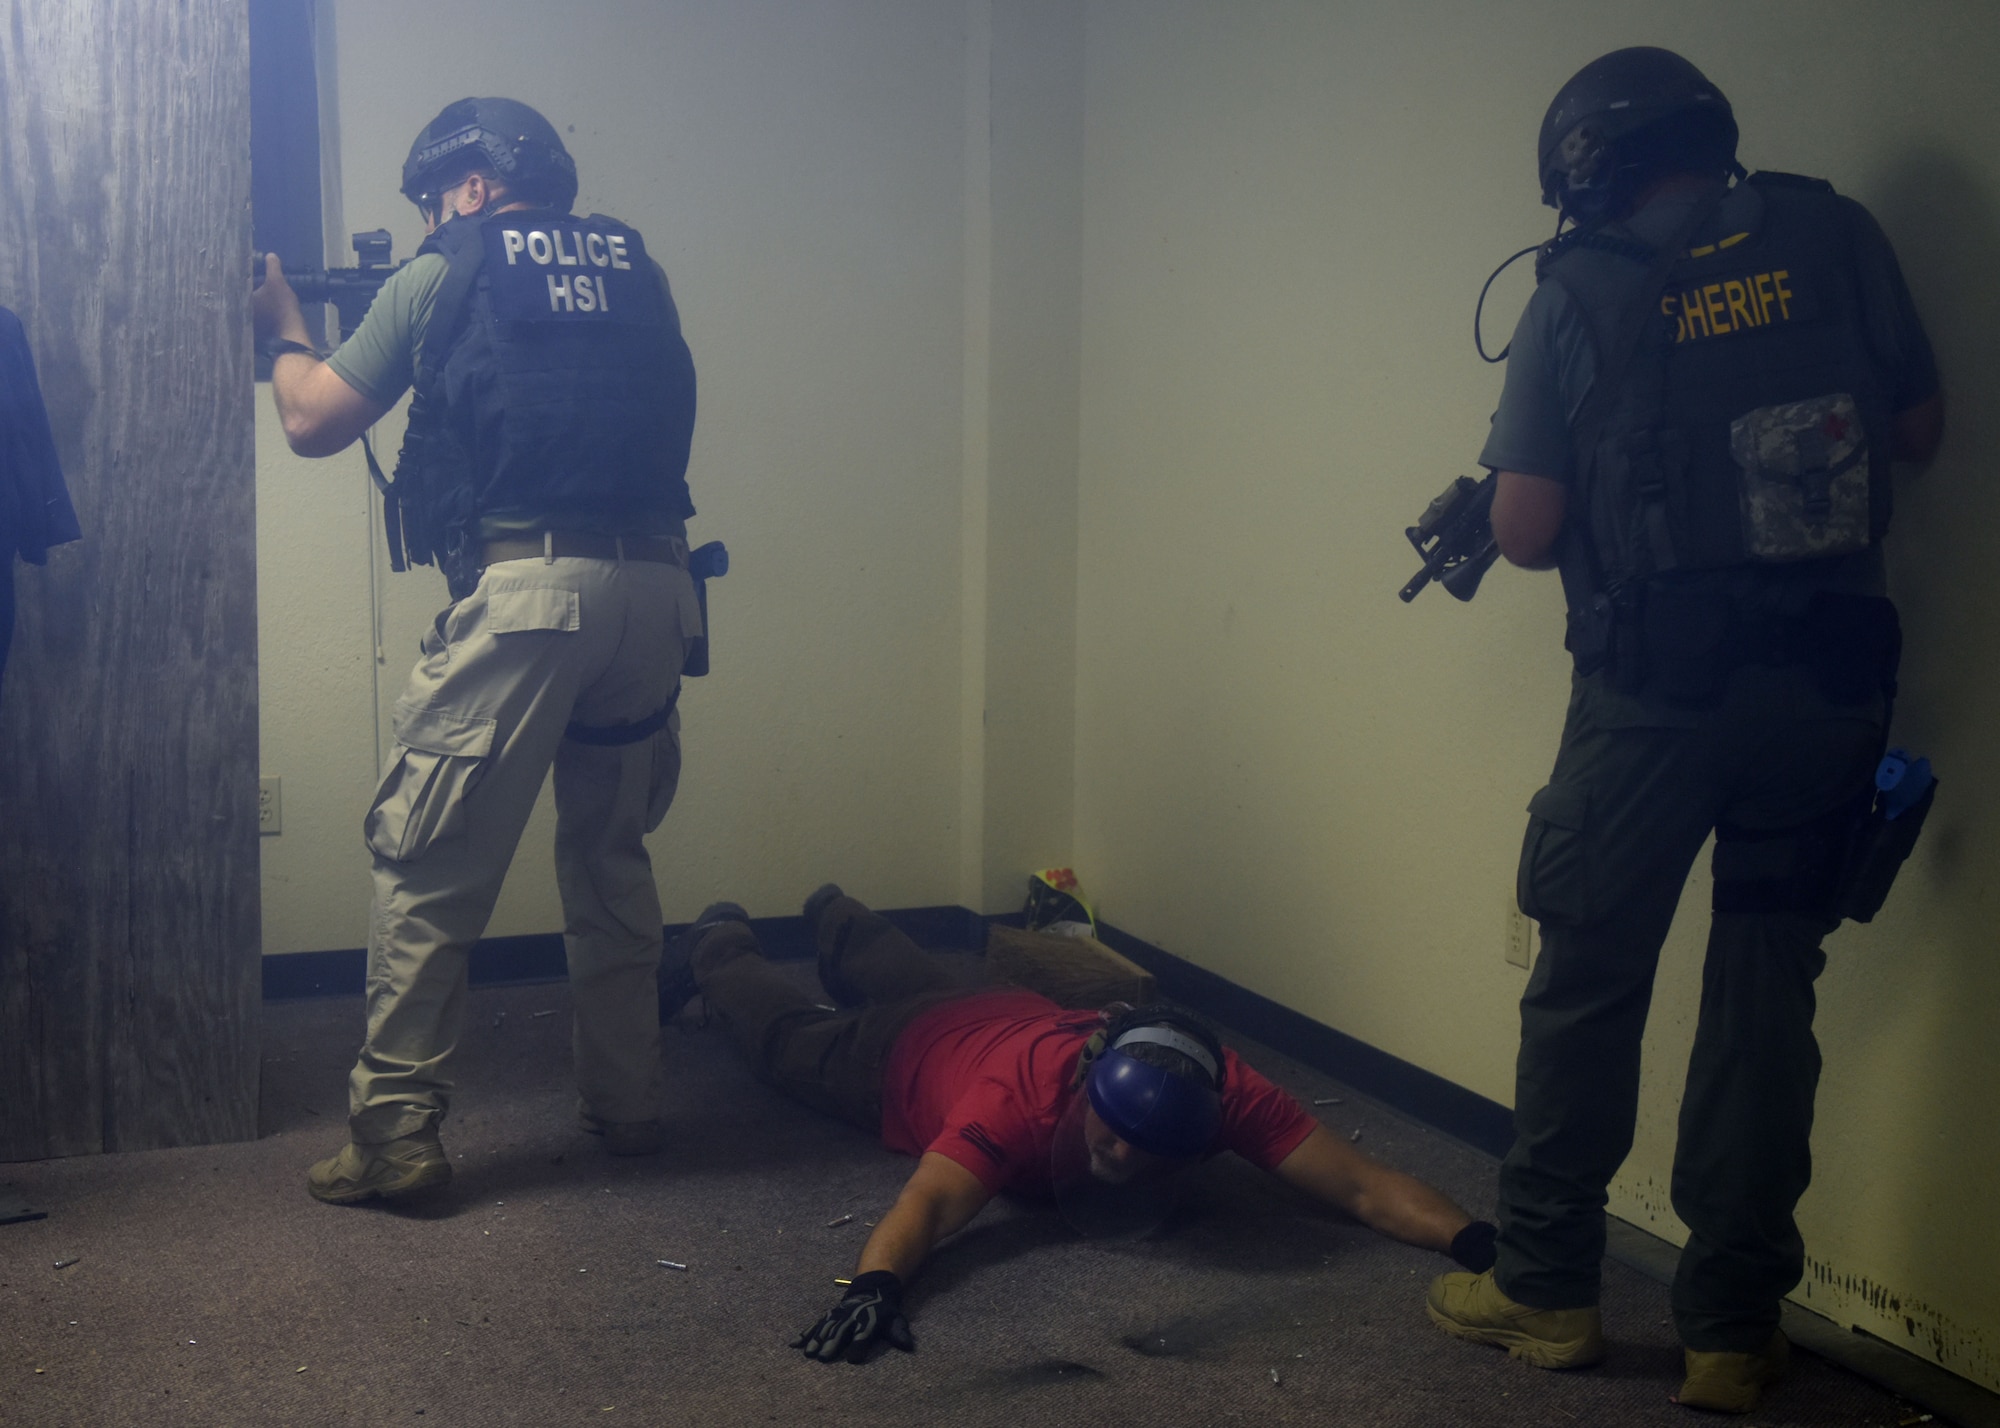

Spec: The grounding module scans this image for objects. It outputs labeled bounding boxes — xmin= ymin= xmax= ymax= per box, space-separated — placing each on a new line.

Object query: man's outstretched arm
xmin=794 ymin=1152 xmax=992 ymax=1364
xmin=855 ymin=1151 xmax=993 ymax=1281
xmin=1274 ymin=1124 xmax=1487 ymax=1260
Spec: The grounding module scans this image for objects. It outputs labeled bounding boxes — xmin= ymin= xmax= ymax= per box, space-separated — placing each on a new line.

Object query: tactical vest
xmin=1546 ymin=173 xmax=1894 ymax=601
xmin=386 ymin=208 xmax=696 ymax=597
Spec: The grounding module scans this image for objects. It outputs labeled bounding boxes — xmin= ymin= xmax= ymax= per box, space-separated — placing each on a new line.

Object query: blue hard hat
xmin=1084 ymin=1020 xmax=1224 ymax=1160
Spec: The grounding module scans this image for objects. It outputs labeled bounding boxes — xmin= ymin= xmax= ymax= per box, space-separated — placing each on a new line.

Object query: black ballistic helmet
xmin=1537 ymin=48 xmax=1738 ymax=221
xmin=401 ymin=97 xmax=579 ymax=214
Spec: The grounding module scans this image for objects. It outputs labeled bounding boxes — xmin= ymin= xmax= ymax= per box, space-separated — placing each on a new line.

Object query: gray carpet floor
xmin=0 ymin=961 xmax=1941 ymax=1427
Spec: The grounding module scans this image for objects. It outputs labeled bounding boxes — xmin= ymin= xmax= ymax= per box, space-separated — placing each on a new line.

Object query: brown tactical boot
xmin=1427 ymin=1268 xmax=1606 ymax=1369
xmin=306 ymin=1130 xmax=451 ymax=1205
xmin=1675 ymin=1330 xmax=1789 ymax=1413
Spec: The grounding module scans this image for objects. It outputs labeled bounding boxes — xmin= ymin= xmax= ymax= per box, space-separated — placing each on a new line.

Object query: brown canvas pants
xmin=690 ymin=896 xmax=970 ymax=1132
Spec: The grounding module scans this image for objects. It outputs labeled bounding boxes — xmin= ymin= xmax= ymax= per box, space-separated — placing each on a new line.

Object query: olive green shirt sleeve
xmin=324 ymin=251 xmax=450 ymax=408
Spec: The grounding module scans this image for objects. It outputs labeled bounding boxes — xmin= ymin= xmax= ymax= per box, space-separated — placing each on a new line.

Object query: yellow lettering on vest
xmin=1753 ymin=272 xmax=1777 ymax=325
xmin=1724 ymin=278 xmax=1754 ymax=331
xmin=1772 ymin=270 xmax=1793 ymax=320
xmin=1703 ymin=283 xmax=1731 ymax=336
xmin=501 ymin=230 xmax=526 ymax=266
xmin=1679 ymin=288 xmax=1710 ymax=341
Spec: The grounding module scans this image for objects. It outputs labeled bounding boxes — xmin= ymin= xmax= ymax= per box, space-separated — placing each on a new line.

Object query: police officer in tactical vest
xmin=252 ymin=98 xmax=704 ymax=1202
xmin=1421 ymin=51 xmax=1943 ymax=1413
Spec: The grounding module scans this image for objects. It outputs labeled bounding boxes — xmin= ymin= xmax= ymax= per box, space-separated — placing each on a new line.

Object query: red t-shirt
xmin=879 ymin=989 xmax=1318 ymax=1195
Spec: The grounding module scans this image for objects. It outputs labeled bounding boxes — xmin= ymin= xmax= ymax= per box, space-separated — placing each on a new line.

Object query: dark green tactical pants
xmin=1495 ymin=661 xmax=1883 ymax=1352
xmin=689 ymin=897 xmax=970 ymax=1133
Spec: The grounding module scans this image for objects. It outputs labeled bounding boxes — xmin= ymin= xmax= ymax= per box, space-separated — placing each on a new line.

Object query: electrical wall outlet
xmin=259 ymin=777 xmax=282 ymax=836
xmin=1504 ymin=898 xmax=1535 ymax=969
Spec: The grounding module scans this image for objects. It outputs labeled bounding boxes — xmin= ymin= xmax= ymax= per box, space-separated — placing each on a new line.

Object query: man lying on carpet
xmin=658 ymin=887 xmax=1498 ymax=1364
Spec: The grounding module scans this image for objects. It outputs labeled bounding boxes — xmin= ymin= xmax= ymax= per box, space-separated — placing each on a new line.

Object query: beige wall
xmin=260 ymin=0 xmax=1007 ymax=955
xmin=1074 ymin=0 xmax=1999 ymax=1392
xmin=257 ymin=0 xmax=1999 ymax=1392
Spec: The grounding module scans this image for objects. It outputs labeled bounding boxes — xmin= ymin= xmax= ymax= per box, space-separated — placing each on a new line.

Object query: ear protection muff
xmin=1071 ymin=1028 xmax=1109 ymax=1089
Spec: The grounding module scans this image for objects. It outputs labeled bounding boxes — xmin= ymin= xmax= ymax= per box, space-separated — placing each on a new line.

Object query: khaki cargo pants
xmin=347 ymin=551 xmax=703 ymax=1143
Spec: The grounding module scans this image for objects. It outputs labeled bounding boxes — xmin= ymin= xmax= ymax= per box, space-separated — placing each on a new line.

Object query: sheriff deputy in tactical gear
xmin=251 ymin=98 xmax=705 ymax=1203
xmin=657 ymin=887 xmax=1499 ymax=1364
xmin=1422 ymin=50 xmax=1944 ymax=1414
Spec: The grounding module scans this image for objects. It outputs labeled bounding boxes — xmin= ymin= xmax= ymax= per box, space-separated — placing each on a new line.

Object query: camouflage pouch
xmin=1730 ymin=392 xmax=1871 ymax=561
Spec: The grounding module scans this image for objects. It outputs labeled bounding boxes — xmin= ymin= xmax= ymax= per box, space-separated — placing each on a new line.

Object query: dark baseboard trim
xmin=259 ymin=904 xmax=989 ymax=1001
xmin=1095 ymin=921 xmax=1515 ymax=1160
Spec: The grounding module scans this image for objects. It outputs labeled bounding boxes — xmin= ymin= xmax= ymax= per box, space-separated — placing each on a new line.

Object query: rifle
xmin=256 ymin=229 xmax=408 ymax=342
xmin=1398 ymin=472 xmax=1501 ymax=603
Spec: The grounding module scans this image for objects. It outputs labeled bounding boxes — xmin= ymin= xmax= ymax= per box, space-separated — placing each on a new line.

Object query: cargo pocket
xmin=643 ymin=719 xmax=683 ymax=834
xmin=1516 ymin=779 xmax=1595 ymax=927
xmin=363 ymin=705 xmax=497 ymax=863
xmin=482 ymin=585 xmax=581 ymax=635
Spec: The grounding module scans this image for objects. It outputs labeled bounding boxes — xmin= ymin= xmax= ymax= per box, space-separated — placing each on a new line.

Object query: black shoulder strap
xmin=362 ymin=217 xmax=490 ymax=576
xmin=1747 ymin=169 xmax=1835 ymax=194
xmin=415 ymin=217 xmax=490 ymax=391
xmin=1553 ymin=182 xmax=1731 ymax=597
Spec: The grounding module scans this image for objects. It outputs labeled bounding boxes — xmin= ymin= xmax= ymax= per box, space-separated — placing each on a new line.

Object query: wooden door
xmin=0 ymin=0 xmax=259 ymax=1158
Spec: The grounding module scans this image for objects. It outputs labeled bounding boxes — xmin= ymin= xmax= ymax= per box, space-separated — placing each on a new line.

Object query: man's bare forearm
xmin=1345 ymin=1162 xmax=1474 ymax=1252
xmin=1275 ymin=1125 xmax=1471 ymax=1252
xmin=853 ymin=1151 xmax=990 ymax=1283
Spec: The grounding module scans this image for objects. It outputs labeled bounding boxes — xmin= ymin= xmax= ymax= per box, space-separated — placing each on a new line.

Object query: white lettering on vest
xmin=548 ymin=274 xmax=575 ymax=312
xmin=585 ymin=232 xmax=609 ymax=267
xmin=607 ymin=234 xmax=632 ymax=270
xmin=573 ymin=273 xmax=598 ymax=312
xmin=501 ymin=230 xmax=526 ymax=265
xmin=526 ymin=230 xmax=554 ymax=265
xmin=553 ymin=229 xmax=580 ymax=266
xmin=593 ymin=274 xmax=609 ymax=313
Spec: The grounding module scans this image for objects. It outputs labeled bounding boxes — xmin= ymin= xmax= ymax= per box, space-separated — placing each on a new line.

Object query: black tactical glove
xmin=1450 ymin=1219 xmax=1498 ymax=1273
xmin=792 ymin=1270 xmax=916 ymax=1364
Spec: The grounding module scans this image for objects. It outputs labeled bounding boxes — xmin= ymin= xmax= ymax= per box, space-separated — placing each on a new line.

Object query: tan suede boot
xmin=306 ymin=1130 xmax=451 ymax=1205
xmin=1426 ymin=1268 xmax=1606 ymax=1369
xmin=1676 ymin=1330 xmax=1789 ymax=1413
